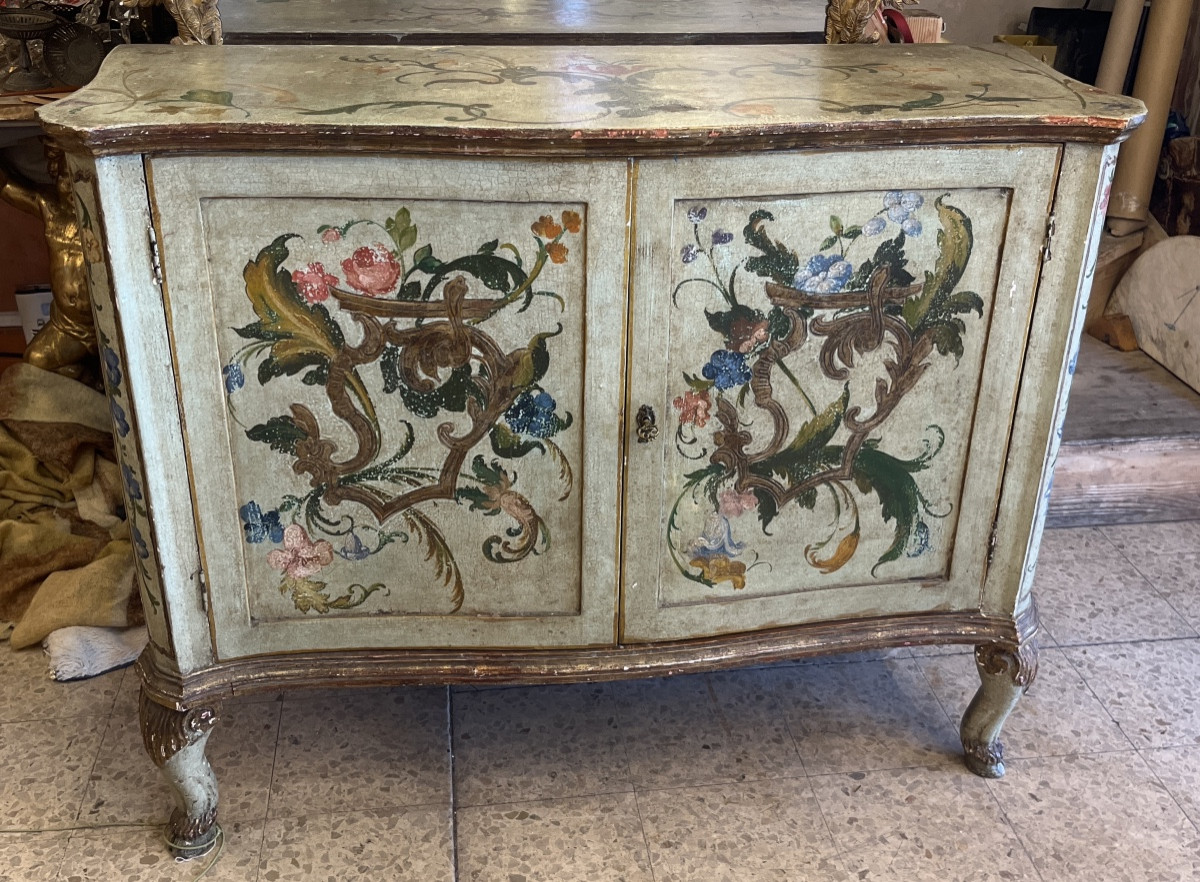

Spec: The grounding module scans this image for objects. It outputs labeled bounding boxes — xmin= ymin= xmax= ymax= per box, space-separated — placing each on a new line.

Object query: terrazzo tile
xmin=811 ymin=764 xmax=1040 ymax=882
xmin=258 ymin=807 xmax=453 ymax=881
xmin=456 ymin=792 xmax=653 ymax=882
xmin=1030 ymin=528 xmax=1195 ymax=645
xmin=0 ymin=717 xmax=105 ymax=828
xmin=989 ymin=752 xmax=1200 ymax=882
xmin=917 ymin=648 xmax=1131 ymax=758
xmin=612 ymin=669 xmax=803 ymax=790
xmin=637 ymin=777 xmax=844 ymax=882
xmin=1121 ymin=551 xmax=1200 ymax=630
xmin=0 ymin=831 xmax=70 ymax=882
xmin=0 ymin=647 xmax=125 ymax=724
xmin=772 ymin=657 xmax=961 ymax=775
xmin=81 ymin=700 xmax=279 ymax=827
xmin=1065 ymin=639 xmax=1200 ymax=748
xmin=452 ymin=682 xmax=630 ymax=806
xmin=1141 ymin=745 xmax=1200 ymax=828
xmin=269 ymin=687 xmax=449 ymax=817
xmin=57 ymin=819 xmax=264 ymax=881
xmin=1099 ymin=520 xmax=1200 ymax=568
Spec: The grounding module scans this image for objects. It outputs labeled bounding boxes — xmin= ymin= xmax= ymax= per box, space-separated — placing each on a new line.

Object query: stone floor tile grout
xmin=1059 ymin=638 xmax=1196 ymax=754
xmin=72 ymin=672 xmax=125 ymax=827
xmin=1130 ymin=745 xmax=1200 ymax=839
xmin=630 ymin=789 xmax=658 ymax=882
xmin=980 ymin=773 xmax=1048 ymax=882
xmin=760 ymin=669 xmax=812 ymax=778
xmin=245 ymin=700 xmax=284 ymax=882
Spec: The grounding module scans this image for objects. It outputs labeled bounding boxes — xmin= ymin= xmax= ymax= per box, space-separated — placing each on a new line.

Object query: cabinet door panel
xmin=624 ymin=146 xmax=1059 ymax=642
xmin=149 ymin=156 xmax=627 ymax=656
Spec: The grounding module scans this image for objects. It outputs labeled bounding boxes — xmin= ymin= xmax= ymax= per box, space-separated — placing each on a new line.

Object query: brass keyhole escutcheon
xmin=635 ymin=404 xmax=658 ymax=443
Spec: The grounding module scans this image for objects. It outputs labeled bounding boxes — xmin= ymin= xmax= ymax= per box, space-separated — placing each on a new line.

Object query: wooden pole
xmin=1095 ymin=0 xmax=1145 ymax=94
xmin=1106 ymin=0 xmax=1193 ymax=236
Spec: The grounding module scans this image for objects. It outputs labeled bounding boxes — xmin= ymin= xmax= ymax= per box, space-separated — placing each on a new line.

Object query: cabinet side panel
xmin=83 ymin=155 xmax=211 ymax=673
xmin=985 ymin=142 xmax=1119 ymax=618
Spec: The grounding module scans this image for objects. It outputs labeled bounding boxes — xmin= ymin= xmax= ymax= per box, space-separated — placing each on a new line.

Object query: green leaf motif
xmin=179 ymin=89 xmax=234 ymax=107
xmin=753 ymin=385 xmax=849 ymax=484
xmin=246 ymin=414 xmax=309 ymax=455
xmin=489 ymin=423 xmax=545 ymax=459
xmin=385 ymin=207 xmax=418 ymax=254
xmin=743 ymin=210 xmax=800 ymax=286
xmin=852 ymin=444 xmax=934 ymax=575
xmin=899 ymin=92 xmax=945 ymax=111
xmin=849 ymin=233 xmax=915 ymax=290
xmin=422 ymin=252 xmax=527 ymax=299
xmin=380 ymin=357 xmax=483 ymax=419
xmin=902 ymin=198 xmax=974 ymax=330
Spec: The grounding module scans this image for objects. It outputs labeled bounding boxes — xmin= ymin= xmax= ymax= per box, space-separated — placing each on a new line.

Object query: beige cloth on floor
xmin=0 ymin=364 xmax=139 ymax=649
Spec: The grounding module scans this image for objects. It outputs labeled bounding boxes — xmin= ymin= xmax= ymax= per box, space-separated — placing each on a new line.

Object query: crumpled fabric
xmin=0 ymin=363 xmax=139 ymax=650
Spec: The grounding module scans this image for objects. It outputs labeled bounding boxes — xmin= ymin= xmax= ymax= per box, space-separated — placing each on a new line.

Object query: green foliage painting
xmin=669 ymin=194 xmax=982 ymax=591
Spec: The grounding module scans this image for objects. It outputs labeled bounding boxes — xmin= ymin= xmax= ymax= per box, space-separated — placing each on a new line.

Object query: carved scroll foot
xmin=138 ymin=687 xmax=221 ymax=858
xmin=960 ymin=640 xmax=1039 ymax=778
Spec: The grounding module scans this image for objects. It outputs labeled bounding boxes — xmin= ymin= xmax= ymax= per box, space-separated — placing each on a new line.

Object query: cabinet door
xmin=624 ymin=146 xmax=1060 ymax=642
xmin=148 ymin=155 xmax=627 ymax=657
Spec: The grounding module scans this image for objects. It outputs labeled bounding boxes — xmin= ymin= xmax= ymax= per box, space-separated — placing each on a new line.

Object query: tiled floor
xmin=3 ymin=520 xmax=1200 ymax=880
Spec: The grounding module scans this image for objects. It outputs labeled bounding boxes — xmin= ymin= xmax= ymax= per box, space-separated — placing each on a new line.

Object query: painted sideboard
xmin=40 ymin=42 xmax=1144 ymax=858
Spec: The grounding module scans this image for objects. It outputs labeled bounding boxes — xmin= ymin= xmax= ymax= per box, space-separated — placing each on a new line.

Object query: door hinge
xmin=196 ymin=567 xmax=208 ymax=613
xmin=1040 ymin=211 xmax=1056 ymax=263
xmin=147 ymin=225 xmax=163 ymax=288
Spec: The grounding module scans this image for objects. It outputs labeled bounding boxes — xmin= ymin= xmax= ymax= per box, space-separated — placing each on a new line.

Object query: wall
xmin=922 ymin=0 xmax=1113 ymax=46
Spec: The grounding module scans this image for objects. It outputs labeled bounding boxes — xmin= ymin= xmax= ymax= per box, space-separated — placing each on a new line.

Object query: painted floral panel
xmin=659 ymin=187 xmax=1011 ymax=605
xmin=203 ymin=197 xmax=588 ymax=620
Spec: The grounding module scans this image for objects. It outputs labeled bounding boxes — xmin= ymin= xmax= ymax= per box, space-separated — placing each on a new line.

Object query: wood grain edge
xmin=1047 ymin=436 xmax=1200 ymax=527
xmin=137 ymin=606 xmax=1038 ymax=708
xmin=39 ymin=116 xmax=1143 ymax=160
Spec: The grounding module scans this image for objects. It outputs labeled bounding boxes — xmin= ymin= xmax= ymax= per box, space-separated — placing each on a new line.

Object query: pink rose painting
xmin=718 ymin=488 xmax=758 ymax=518
xmin=291 ymin=262 xmax=339 ymax=304
xmin=672 ymin=388 xmax=711 ymax=428
xmin=267 ymin=524 xmax=334 ymax=580
xmin=342 ymin=244 xmax=401 ymax=297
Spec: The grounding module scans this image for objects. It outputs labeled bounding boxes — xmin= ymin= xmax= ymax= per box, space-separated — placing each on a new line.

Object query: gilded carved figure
xmin=0 ymin=143 xmax=98 ymax=377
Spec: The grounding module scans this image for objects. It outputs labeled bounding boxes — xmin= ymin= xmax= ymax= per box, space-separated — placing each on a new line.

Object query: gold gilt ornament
xmin=824 ymin=0 xmax=920 ymax=43
xmin=118 ymin=0 xmax=222 ymax=44
xmin=0 ymin=142 xmax=97 ymax=377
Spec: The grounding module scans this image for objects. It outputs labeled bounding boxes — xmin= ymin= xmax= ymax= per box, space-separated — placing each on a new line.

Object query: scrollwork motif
xmin=139 ymin=689 xmax=219 ymax=767
xmin=227 ymin=208 xmax=580 ymax=614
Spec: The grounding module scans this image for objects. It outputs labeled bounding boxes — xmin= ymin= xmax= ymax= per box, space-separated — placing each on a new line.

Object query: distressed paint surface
xmin=214 ymin=199 xmax=588 ymax=621
xmin=65 ymin=153 xmax=172 ymax=652
xmin=660 ymin=188 xmax=1005 ymax=600
xmin=40 ymin=43 xmax=1144 ymax=145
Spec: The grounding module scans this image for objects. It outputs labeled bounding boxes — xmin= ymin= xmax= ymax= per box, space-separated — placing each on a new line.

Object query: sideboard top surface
xmin=41 ymin=43 xmax=1145 ymax=155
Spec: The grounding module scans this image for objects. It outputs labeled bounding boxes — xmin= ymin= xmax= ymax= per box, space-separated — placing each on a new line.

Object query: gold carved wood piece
xmin=119 ymin=0 xmax=222 ymax=44
xmin=0 ymin=142 xmax=97 ymax=376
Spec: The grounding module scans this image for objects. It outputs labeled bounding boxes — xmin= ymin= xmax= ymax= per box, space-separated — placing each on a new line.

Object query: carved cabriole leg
xmin=138 ymin=687 xmax=221 ymax=858
xmin=960 ymin=640 xmax=1039 ymax=778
